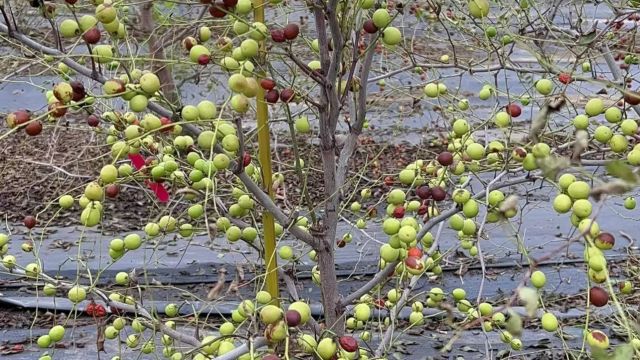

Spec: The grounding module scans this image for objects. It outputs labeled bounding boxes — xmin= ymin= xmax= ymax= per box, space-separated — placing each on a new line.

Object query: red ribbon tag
xmin=128 ymin=154 xmax=170 ymax=203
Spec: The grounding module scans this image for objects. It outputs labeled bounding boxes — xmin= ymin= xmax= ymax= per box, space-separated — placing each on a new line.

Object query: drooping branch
xmin=0 ymin=22 xmax=177 ymax=121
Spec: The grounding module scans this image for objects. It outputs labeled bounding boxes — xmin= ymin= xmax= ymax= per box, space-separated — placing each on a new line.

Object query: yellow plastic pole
xmin=254 ymin=0 xmax=279 ymax=305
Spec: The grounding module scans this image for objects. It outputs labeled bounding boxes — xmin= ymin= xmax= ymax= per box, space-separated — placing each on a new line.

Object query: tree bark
xmin=139 ymin=3 xmax=180 ymax=107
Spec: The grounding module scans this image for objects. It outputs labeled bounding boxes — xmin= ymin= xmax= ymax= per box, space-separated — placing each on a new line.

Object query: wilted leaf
xmin=591 ymin=179 xmax=635 ymax=201
xmin=518 ymin=287 xmax=539 ymax=317
xmin=606 ymin=161 xmax=638 ymax=183
xmin=506 ymin=310 xmax=523 ymax=336
xmin=612 ymin=344 xmax=634 ymax=360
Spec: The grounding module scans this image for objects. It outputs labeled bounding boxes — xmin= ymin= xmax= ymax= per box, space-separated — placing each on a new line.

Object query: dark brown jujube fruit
xmin=280 ymin=88 xmax=295 ymax=102
xmin=24 ymin=215 xmax=36 ymax=229
xmin=416 ymin=186 xmax=431 ymax=199
xmin=431 ymin=187 xmax=446 ymax=201
xmin=283 ymin=23 xmax=299 ymax=40
xmin=363 ymin=19 xmax=378 ymax=34
xmin=338 ymin=336 xmax=358 ymax=352
xmin=437 ymin=151 xmax=453 ymax=166
xmin=270 ymin=29 xmax=286 ymax=43
xmin=25 ymin=121 xmax=43 ymax=136
xmin=589 ymin=286 xmax=609 ymax=307
xmin=265 ymin=89 xmax=279 ymax=104
xmin=284 ymin=310 xmax=301 ymax=327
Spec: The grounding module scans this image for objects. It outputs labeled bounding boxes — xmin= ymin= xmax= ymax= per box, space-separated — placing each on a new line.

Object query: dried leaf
xmin=207 ymin=267 xmax=227 ymax=300
xmin=96 ymin=318 xmax=106 ymax=353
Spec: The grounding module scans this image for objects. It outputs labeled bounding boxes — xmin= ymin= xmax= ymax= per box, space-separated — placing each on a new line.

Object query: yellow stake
xmin=254 ymin=0 xmax=279 ymax=305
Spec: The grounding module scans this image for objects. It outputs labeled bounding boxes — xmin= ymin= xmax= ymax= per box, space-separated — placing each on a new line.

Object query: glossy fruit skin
xmin=83 ymin=26 xmax=102 ymax=44
xmin=540 ymin=312 xmax=558 ymax=332
xmin=624 ymin=197 xmax=636 ymax=210
xmin=437 ymin=152 xmax=453 ymax=166
xmin=283 ymin=23 xmax=299 ymax=40
xmin=594 ymin=232 xmax=615 ymax=250
xmin=589 ymin=286 xmax=609 ymax=307
xmin=24 ymin=215 xmax=36 ymax=229
xmin=530 ymin=270 xmax=546 ymax=288
xmin=25 ymin=121 xmax=43 ymax=136
xmin=363 ymin=19 xmax=378 ymax=33
xmin=587 ymin=330 xmax=609 ymax=349
xmin=265 ymin=89 xmax=279 ymax=103
xmin=506 ymin=103 xmax=521 ymax=117
xmin=535 ymin=79 xmax=553 ymax=95
xmin=280 ymin=88 xmax=295 ymax=102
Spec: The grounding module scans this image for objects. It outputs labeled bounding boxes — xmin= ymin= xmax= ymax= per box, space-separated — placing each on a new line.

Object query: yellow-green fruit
xmin=535 ymin=79 xmax=553 ymax=95
xmin=372 ymin=9 xmax=391 ymax=28
xmin=129 ymin=95 xmax=148 ymax=112
xmin=468 ymin=0 xmax=490 ymax=18
xmin=240 ymin=38 xmax=259 ymax=58
xmin=295 ymin=116 xmax=311 ymax=133
xmin=621 ymin=119 xmax=638 ymax=135
xmin=353 ymin=303 xmax=371 ymax=322
xmin=197 ymin=100 xmax=217 ymax=119
xmin=572 ymin=199 xmax=592 ymax=218
xmin=609 ymin=134 xmax=628 ymax=153
xmin=553 ymin=194 xmax=572 ymax=213
xmin=189 ymin=45 xmax=210 ymax=63
xmin=79 ymin=15 xmax=98 ymax=32
xmin=199 ymin=26 xmax=211 ymax=41
xmin=231 ymin=94 xmax=249 ymax=113
xmin=593 ymin=125 xmax=613 ymax=143
xmin=530 ymin=270 xmax=546 ymax=288
xmin=540 ymin=312 xmax=558 ymax=331
xmin=604 ymin=107 xmax=622 ymax=123
xmin=259 ymin=305 xmax=283 ymax=324
xmin=382 ymin=27 xmax=402 ymax=46
xmin=585 ymin=98 xmax=604 ymax=117
xmin=139 ymin=73 xmax=161 ymax=94
xmin=59 ymin=195 xmax=74 ymax=209
xmin=573 ymin=114 xmax=589 ymax=129
xmin=96 ymin=3 xmax=117 ymax=23
xmin=60 ymin=19 xmax=80 ymax=38
xmin=587 ymin=330 xmax=609 ymax=349
xmin=317 ymin=338 xmax=338 ymax=360
xmin=424 ymin=83 xmax=439 ymax=98
xmin=228 ymin=73 xmax=248 ymax=93
xmin=567 ymin=181 xmax=590 ymax=200
xmin=100 ymin=164 xmax=118 ymax=184
xmin=92 ymin=45 xmax=114 ymax=64
xmin=67 ymin=286 xmax=87 ymax=303
xmin=80 ymin=204 xmax=101 ymax=227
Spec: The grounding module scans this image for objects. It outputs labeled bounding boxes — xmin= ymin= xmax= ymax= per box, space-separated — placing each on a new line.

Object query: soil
xmin=0 ymin=116 xmax=451 ymax=232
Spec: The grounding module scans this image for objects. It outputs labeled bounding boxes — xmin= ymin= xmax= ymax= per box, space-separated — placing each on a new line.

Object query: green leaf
xmin=606 ymin=160 xmax=638 ymax=183
xmin=577 ymin=30 xmax=597 ymax=46
xmin=612 ymin=344 xmax=634 ymax=360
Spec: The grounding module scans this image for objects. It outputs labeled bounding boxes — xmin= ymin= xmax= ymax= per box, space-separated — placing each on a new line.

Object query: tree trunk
xmin=139 ymin=3 xmax=180 ymax=107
